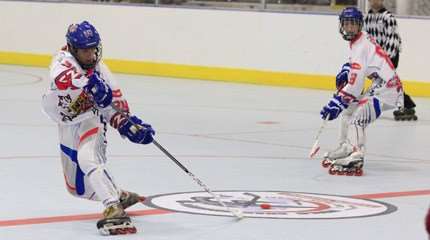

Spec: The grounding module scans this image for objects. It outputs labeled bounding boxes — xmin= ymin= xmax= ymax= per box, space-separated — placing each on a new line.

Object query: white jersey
xmin=340 ymin=32 xmax=403 ymax=108
xmin=42 ymin=48 xmax=129 ymax=126
xmin=42 ymin=48 xmax=130 ymax=203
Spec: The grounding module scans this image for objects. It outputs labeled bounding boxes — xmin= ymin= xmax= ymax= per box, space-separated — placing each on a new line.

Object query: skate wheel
xmin=354 ymin=169 xmax=363 ymax=176
xmin=336 ymin=170 xmax=346 ymax=175
xmin=328 ymin=168 xmax=337 ymax=175
xmin=322 ymin=160 xmax=331 ymax=168
xmin=346 ymin=170 xmax=354 ymax=176
xmin=413 ymin=116 xmax=418 ymax=121
xmin=110 ymin=227 xmax=137 ymax=235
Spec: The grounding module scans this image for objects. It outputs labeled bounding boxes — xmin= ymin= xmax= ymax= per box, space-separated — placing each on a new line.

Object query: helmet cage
xmin=339 ymin=18 xmax=363 ymax=41
xmin=68 ymin=43 xmax=103 ymax=70
xmin=338 ymin=7 xmax=364 ymax=41
xmin=66 ymin=21 xmax=102 ymax=70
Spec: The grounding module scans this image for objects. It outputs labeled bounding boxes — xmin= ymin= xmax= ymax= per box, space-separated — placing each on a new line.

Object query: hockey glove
xmin=336 ymin=63 xmax=350 ymax=90
xmin=118 ymin=115 xmax=155 ymax=144
xmin=320 ymin=95 xmax=349 ymax=120
xmin=84 ymin=72 xmax=113 ymax=108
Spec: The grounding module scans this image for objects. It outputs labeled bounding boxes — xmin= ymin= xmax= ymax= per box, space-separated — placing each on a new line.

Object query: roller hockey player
xmin=320 ymin=7 xmax=403 ymax=176
xmin=42 ymin=21 xmax=155 ymax=235
xmin=364 ymin=0 xmax=418 ymax=121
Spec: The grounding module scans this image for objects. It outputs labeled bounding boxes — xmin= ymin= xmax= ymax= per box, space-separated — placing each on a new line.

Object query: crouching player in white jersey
xmin=42 ymin=21 xmax=155 ymax=235
xmin=320 ymin=7 xmax=403 ymax=176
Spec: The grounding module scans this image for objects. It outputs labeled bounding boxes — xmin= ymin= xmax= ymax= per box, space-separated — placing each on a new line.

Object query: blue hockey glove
xmin=320 ymin=95 xmax=349 ymax=120
xmin=84 ymin=72 xmax=112 ymax=108
xmin=336 ymin=63 xmax=350 ymax=90
xmin=118 ymin=115 xmax=155 ymax=144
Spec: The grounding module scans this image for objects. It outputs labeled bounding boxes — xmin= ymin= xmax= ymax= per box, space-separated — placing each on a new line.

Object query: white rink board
xmin=0 ymin=1 xmax=429 ymax=82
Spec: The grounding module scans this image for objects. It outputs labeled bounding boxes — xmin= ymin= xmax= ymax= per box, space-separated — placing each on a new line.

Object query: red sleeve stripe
xmin=112 ymin=89 xmax=122 ymax=97
xmin=351 ymin=62 xmax=362 ymax=70
xmin=112 ymin=100 xmax=129 ymax=113
xmin=339 ymin=90 xmax=357 ymax=103
xmin=110 ymin=112 xmax=127 ymax=129
xmin=358 ymin=98 xmax=369 ymax=105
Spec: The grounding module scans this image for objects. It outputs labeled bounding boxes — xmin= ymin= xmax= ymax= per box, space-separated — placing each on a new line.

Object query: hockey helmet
xmin=66 ymin=21 xmax=102 ymax=69
xmin=339 ymin=7 xmax=364 ymax=41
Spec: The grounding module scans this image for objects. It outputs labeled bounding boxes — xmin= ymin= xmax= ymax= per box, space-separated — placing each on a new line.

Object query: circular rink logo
xmin=145 ymin=191 xmax=397 ymax=219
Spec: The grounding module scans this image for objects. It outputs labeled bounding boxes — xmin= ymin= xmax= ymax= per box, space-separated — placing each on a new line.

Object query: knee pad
xmin=77 ymin=132 xmax=108 ymax=174
xmin=77 ymin=144 xmax=102 ymax=175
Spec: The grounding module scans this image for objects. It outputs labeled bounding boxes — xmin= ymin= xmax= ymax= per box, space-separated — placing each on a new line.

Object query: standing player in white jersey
xmin=320 ymin=7 xmax=403 ymax=176
xmin=42 ymin=21 xmax=155 ymax=235
xmin=364 ymin=0 xmax=417 ymax=121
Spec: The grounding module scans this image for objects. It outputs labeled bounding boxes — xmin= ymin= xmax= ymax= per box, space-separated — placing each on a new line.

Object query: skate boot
xmin=393 ymin=108 xmax=418 ymax=121
xmin=120 ymin=190 xmax=145 ymax=210
xmin=321 ymin=142 xmax=355 ymax=168
xmin=328 ymin=151 xmax=364 ymax=176
xmin=96 ymin=203 xmax=137 ymax=235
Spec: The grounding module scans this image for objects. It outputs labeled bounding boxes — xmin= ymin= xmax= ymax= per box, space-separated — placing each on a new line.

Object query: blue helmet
xmin=66 ymin=21 xmax=102 ymax=69
xmin=66 ymin=21 xmax=100 ymax=49
xmin=339 ymin=7 xmax=363 ymax=41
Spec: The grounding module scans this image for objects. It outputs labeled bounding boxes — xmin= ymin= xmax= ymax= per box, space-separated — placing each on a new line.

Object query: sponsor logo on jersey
xmin=145 ymin=191 xmax=396 ymax=219
xmin=351 ymin=62 xmax=362 ymax=70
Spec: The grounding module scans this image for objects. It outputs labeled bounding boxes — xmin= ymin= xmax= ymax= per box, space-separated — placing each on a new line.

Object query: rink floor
xmin=0 ymin=64 xmax=429 ymax=239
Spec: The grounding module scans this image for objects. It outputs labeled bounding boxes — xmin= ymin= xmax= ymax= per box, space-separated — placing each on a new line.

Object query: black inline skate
xmin=97 ymin=203 xmax=137 ymax=235
xmin=393 ymin=108 xmax=417 ymax=121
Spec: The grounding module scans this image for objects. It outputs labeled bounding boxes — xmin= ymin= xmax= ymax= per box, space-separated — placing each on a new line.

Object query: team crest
xmin=83 ymin=29 xmax=94 ymax=38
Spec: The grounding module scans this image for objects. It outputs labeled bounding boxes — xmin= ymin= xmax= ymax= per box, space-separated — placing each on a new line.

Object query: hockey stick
xmin=242 ymin=192 xmax=261 ymax=208
xmin=151 ymin=140 xmax=244 ymax=219
xmin=308 ymin=117 xmax=327 ymax=159
xmin=111 ymin=105 xmax=244 ymax=220
xmin=308 ymin=86 xmax=352 ymax=159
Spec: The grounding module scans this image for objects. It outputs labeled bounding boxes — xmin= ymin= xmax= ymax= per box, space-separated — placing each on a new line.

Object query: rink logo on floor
xmin=145 ymin=191 xmax=396 ymax=219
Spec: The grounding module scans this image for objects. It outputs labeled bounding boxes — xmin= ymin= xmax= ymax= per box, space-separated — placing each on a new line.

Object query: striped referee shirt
xmin=364 ymin=8 xmax=402 ymax=59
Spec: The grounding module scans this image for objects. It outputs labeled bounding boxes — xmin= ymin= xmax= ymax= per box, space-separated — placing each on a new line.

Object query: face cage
xmin=69 ymin=43 xmax=103 ymax=70
xmin=339 ymin=19 xmax=362 ymax=41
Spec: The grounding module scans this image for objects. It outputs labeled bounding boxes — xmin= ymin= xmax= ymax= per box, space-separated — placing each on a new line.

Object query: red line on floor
xmin=0 ymin=209 xmax=172 ymax=227
xmin=1 ymin=189 xmax=430 ymax=227
xmin=351 ymin=189 xmax=430 ymax=199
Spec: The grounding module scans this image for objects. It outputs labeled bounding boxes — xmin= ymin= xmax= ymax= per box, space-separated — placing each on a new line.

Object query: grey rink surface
xmin=0 ymin=64 xmax=429 ymax=239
